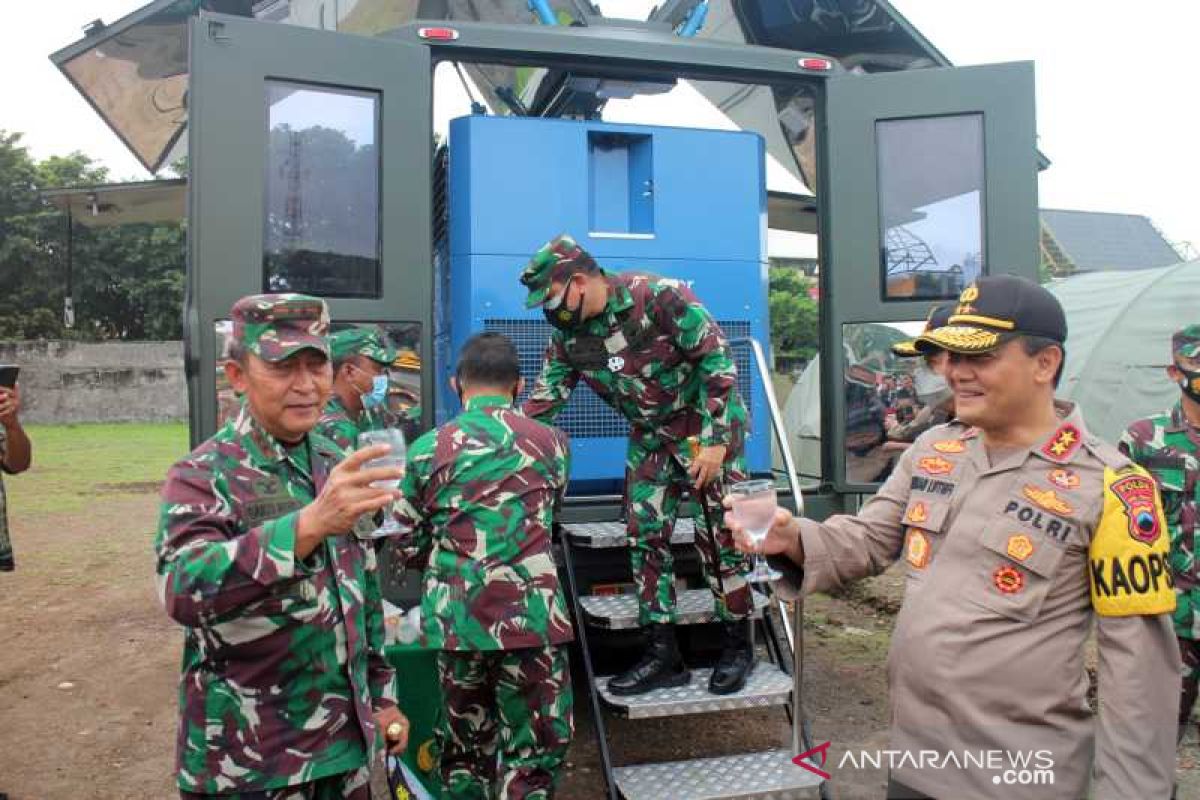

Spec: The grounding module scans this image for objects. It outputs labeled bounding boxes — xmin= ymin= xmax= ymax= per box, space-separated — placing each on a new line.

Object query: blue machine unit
xmin=439 ymin=115 xmax=769 ymax=491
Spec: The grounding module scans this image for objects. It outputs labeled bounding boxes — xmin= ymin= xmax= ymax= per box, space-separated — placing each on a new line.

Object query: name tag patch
xmin=1001 ymin=499 xmax=1075 ymax=544
xmin=910 ymin=476 xmax=955 ymax=496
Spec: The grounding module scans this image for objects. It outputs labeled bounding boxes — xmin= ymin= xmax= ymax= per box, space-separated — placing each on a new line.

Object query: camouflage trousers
xmin=625 ymin=432 xmax=751 ymax=626
xmin=436 ymin=646 xmax=573 ymax=800
xmin=1180 ymin=637 xmax=1200 ymax=727
xmin=178 ymin=766 xmax=370 ymax=800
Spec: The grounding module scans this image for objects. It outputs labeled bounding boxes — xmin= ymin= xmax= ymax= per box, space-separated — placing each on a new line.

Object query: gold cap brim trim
xmin=915 ymin=325 xmax=1004 ymax=354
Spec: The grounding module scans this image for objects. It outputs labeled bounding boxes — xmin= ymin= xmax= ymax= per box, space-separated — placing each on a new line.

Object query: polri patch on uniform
xmin=993 ymin=565 xmax=1025 ymax=595
xmin=918 ymin=456 xmax=955 ymax=476
xmin=1006 ymin=534 xmax=1035 ymax=562
xmin=1110 ymin=474 xmax=1162 ymax=544
xmin=1040 ymin=423 xmax=1082 ymax=461
xmin=932 ymin=439 xmax=966 ymax=454
xmin=1023 ymin=485 xmax=1075 ymax=516
xmin=905 ymin=529 xmax=931 ymax=569
xmin=1048 ymin=468 xmax=1080 ymax=490
xmin=905 ymin=502 xmax=929 ymax=524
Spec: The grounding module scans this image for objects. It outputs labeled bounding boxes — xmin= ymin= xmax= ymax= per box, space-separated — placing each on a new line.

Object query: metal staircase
xmin=559 ymin=338 xmax=827 ymax=800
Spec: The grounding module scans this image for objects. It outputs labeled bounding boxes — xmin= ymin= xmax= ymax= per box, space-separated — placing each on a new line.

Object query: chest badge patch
xmin=905 ymin=529 xmax=931 ymax=569
xmin=993 ymin=565 xmax=1025 ymax=595
xmin=1110 ymin=473 xmax=1161 ymax=544
xmin=932 ymin=439 xmax=966 ymax=454
xmin=918 ymin=456 xmax=955 ymax=476
xmin=1023 ymin=485 xmax=1075 ymax=516
xmin=607 ymin=355 xmax=625 ymax=372
xmin=1006 ymin=534 xmax=1035 ymax=562
xmin=1048 ymin=468 xmax=1080 ymax=490
xmin=905 ymin=502 xmax=929 ymax=524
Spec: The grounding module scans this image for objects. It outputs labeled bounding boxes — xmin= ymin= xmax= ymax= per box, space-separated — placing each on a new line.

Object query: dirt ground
xmin=2 ymin=477 xmax=1197 ymax=799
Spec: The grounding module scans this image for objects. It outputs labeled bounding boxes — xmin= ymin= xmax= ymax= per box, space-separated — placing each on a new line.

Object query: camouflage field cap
xmin=1172 ymin=324 xmax=1200 ymax=361
xmin=230 ymin=293 xmax=330 ymax=362
xmin=329 ymin=325 xmax=396 ymax=364
xmin=916 ymin=275 xmax=1066 ymax=354
xmin=892 ymin=303 xmax=953 ymax=357
xmin=520 ymin=234 xmax=600 ymax=308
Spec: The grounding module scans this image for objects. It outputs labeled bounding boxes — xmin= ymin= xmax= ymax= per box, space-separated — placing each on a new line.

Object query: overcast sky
xmin=4 ymin=0 xmax=1198 ymax=251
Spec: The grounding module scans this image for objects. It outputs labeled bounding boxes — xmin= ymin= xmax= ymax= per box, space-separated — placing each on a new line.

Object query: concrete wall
xmin=0 ymin=341 xmax=186 ymax=424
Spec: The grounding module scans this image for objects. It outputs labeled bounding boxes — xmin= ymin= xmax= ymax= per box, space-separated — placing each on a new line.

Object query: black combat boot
xmin=708 ymin=619 xmax=755 ymax=694
xmin=608 ymin=623 xmax=691 ymax=696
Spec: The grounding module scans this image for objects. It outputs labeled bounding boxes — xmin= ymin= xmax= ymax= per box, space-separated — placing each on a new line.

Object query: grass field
xmin=8 ymin=422 xmax=188 ymax=516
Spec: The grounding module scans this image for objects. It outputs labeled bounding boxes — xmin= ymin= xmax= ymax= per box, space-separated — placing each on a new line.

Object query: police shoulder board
xmin=1089 ymin=463 xmax=1175 ymax=617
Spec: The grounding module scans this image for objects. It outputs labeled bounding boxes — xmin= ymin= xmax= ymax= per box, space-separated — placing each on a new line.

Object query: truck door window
xmin=263 ymin=81 xmax=381 ymax=298
xmin=878 ymin=114 xmax=984 ymax=301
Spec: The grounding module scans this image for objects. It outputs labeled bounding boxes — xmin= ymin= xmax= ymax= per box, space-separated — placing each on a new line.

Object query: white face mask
xmin=913 ymin=365 xmax=952 ymax=407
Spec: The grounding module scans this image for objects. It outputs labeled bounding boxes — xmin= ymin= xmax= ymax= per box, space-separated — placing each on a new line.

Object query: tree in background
xmin=0 ymin=130 xmax=185 ymax=340
xmin=768 ymin=265 xmax=818 ymax=369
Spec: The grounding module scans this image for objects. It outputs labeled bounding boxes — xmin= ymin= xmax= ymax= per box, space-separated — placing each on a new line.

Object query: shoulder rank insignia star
xmin=1041 ymin=423 xmax=1082 ymax=462
xmin=918 ymin=456 xmax=955 ymax=476
xmin=1024 ymin=485 xmax=1075 ymax=516
xmin=1048 ymin=468 xmax=1080 ymax=490
xmin=932 ymin=439 xmax=966 ymax=454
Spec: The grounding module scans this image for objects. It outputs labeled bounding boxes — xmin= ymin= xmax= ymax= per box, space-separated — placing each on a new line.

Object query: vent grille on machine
xmin=484 ymin=319 xmax=754 ymax=439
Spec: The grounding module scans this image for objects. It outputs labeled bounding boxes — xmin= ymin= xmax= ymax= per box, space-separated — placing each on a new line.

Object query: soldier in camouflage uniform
xmin=1119 ymin=324 xmax=1200 ymax=746
xmin=888 ymin=304 xmax=955 ymax=444
xmin=520 ymin=234 xmax=754 ymax=697
xmin=392 ymin=332 xmax=573 ymax=799
xmin=155 ymin=294 xmax=409 ymax=799
xmin=316 ymin=326 xmax=398 ymax=451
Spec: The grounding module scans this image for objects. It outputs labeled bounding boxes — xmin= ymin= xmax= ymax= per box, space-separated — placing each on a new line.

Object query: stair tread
xmin=566 ymin=519 xmax=696 ymax=549
xmin=598 ymin=662 xmax=791 ymax=719
xmin=580 ymin=588 xmax=769 ymax=629
xmin=613 ymin=748 xmax=824 ymax=799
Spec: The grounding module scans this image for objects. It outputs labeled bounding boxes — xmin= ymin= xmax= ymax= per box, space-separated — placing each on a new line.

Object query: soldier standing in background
xmin=520 ymin=234 xmax=755 ymax=697
xmin=1119 ymin=324 xmax=1200 ymax=757
xmin=392 ymin=332 xmax=574 ymax=799
xmin=155 ymin=294 xmax=408 ymax=799
xmin=317 ymin=325 xmax=399 ymax=450
xmin=887 ymin=304 xmax=955 ymax=444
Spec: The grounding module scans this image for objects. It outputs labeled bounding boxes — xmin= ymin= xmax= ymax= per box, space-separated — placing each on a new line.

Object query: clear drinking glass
xmin=730 ymin=479 xmax=782 ymax=582
xmin=357 ymin=428 xmax=407 ymax=538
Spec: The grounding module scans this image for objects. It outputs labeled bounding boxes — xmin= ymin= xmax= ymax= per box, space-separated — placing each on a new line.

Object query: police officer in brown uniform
xmin=729 ymin=276 xmax=1180 ymax=799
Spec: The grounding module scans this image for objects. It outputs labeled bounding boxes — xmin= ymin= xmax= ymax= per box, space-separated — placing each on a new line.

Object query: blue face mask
xmin=363 ymin=374 xmax=389 ymax=408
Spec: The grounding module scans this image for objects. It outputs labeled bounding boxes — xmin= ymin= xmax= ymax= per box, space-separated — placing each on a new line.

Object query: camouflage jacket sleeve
xmin=523 ymin=335 xmax=580 ymax=423
xmin=652 ymin=283 xmax=739 ymax=447
xmin=391 ymin=431 xmax=436 ymax=572
xmin=362 ymin=543 xmax=398 ymax=709
xmin=155 ymin=459 xmax=303 ymax=627
xmin=1116 ymin=422 xmax=1149 ymax=463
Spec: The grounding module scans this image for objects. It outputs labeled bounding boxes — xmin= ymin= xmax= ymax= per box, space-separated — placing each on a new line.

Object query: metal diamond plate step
xmin=565 ymin=519 xmax=695 ymax=549
xmin=598 ymin=662 xmax=790 ymax=719
xmin=614 ymin=749 xmax=824 ymax=799
xmin=580 ymin=588 xmax=769 ymax=630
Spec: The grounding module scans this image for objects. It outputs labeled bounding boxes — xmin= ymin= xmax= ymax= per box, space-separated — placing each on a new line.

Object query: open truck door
xmin=819 ymin=61 xmax=1039 ymax=495
xmin=186 ymin=14 xmax=434 ymax=445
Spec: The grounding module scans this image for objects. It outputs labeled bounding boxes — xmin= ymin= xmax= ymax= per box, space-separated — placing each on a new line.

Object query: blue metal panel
xmin=442 ymin=115 xmax=768 ymax=487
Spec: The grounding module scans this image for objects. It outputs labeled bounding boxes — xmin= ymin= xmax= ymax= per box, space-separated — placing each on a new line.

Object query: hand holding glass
xmin=730 ymin=479 xmax=782 ymax=582
xmin=357 ymin=428 xmax=406 ymax=537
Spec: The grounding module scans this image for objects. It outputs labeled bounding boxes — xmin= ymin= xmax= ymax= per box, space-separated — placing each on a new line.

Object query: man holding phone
xmin=0 ymin=366 xmax=32 ymax=572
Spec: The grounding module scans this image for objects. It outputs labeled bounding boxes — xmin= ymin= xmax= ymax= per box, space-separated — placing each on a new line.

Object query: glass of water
xmin=357 ymin=428 xmax=406 ymax=538
xmin=730 ymin=479 xmax=782 ymax=583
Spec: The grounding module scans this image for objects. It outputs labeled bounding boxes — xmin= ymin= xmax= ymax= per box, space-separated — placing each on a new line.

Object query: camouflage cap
xmin=520 ymin=234 xmax=600 ymax=308
xmin=1172 ymin=324 xmax=1200 ymax=361
xmin=329 ymin=325 xmax=396 ymax=364
xmin=230 ymin=293 xmax=330 ymax=362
